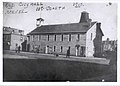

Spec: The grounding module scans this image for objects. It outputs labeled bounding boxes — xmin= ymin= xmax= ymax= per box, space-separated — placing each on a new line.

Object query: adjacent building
xmin=3 ymin=26 xmax=26 ymax=50
xmin=102 ymin=38 xmax=117 ymax=52
xmin=27 ymin=11 xmax=104 ymax=57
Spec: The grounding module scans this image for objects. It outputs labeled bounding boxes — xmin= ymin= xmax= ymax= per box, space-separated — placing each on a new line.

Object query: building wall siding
xmin=10 ymin=34 xmax=25 ymax=50
xmin=86 ymin=24 xmax=96 ymax=56
xmin=28 ymin=33 xmax=86 ymax=56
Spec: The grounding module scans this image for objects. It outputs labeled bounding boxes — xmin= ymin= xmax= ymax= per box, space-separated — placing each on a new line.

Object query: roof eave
xmin=28 ymin=31 xmax=87 ymax=35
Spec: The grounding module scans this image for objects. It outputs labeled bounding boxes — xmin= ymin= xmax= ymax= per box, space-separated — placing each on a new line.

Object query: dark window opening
xmin=55 ymin=35 xmax=56 ymax=41
xmin=39 ymin=35 xmax=41 ymax=41
xmin=69 ymin=34 xmax=71 ymax=41
xmin=28 ymin=36 xmax=30 ymax=41
xmin=69 ymin=46 xmax=70 ymax=50
xmin=77 ymin=34 xmax=80 ymax=41
xmin=54 ymin=46 xmax=56 ymax=52
xmin=91 ymin=33 xmax=92 ymax=40
xmin=61 ymin=46 xmax=63 ymax=52
xmin=61 ymin=34 xmax=63 ymax=41
xmin=48 ymin=35 xmax=49 ymax=41
xmin=32 ymin=35 xmax=35 ymax=41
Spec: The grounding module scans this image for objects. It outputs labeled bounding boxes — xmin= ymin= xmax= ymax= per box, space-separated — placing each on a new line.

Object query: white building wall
xmin=86 ymin=24 xmax=96 ymax=57
xmin=10 ymin=34 xmax=25 ymax=50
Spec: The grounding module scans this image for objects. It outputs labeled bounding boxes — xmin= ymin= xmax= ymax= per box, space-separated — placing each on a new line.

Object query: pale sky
xmin=3 ymin=2 xmax=117 ymax=40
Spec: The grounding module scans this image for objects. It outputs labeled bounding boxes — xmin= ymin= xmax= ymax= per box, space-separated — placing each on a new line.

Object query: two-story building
xmin=27 ymin=11 xmax=104 ymax=57
xmin=3 ymin=26 xmax=26 ymax=50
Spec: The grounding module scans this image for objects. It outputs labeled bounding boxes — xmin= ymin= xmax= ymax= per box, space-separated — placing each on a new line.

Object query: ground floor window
xmin=60 ymin=46 xmax=63 ymax=52
xmin=54 ymin=46 xmax=56 ymax=52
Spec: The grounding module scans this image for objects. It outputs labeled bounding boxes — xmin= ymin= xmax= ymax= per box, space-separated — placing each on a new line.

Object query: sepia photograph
xmin=3 ymin=1 xmax=117 ymax=82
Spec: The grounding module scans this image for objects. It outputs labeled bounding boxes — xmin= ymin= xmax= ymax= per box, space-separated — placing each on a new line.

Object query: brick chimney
xmin=79 ymin=11 xmax=89 ymax=23
xmin=96 ymin=23 xmax=101 ymax=29
xmin=36 ymin=18 xmax=44 ymax=27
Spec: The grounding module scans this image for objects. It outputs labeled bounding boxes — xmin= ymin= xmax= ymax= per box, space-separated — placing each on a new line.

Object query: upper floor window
xmin=91 ymin=33 xmax=92 ymax=40
xmin=39 ymin=35 xmax=41 ymax=41
xmin=54 ymin=35 xmax=56 ymax=41
xmin=19 ymin=30 xmax=22 ymax=32
xmin=31 ymin=35 xmax=34 ymax=41
xmin=48 ymin=35 xmax=49 ymax=41
xmin=36 ymin=35 xmax=39 ymax=41
xmin=76 ymin=34 xmax=80 ymax=41
xmin=61 ymin=34 xmax=63 ymax=41
xmin=28 ymin=36 xmax=30 ymax=41
xmin=69 ymin=34 xmax=71 ymax=41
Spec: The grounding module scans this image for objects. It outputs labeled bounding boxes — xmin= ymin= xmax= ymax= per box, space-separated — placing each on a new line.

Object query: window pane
xmin=55 ymin=35 xmax=56 ymax=41
xmin=69 ymin=34 xmax=71 ymax=41
xmin=61 ymin=46 xmax=63 ymax=52
xmin=61 ymin=34 xmax=63 ymax=41
xmin=91 ymin=33 xmax=92 ymax=40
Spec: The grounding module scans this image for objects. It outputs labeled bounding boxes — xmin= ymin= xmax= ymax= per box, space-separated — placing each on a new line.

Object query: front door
xmin=76 ymin=47 xmax=79 ymax=56
xmin=80 ymin=46 xmax=85 ymax=56
xmin=45 ymin=45 xmax=49 ymax=54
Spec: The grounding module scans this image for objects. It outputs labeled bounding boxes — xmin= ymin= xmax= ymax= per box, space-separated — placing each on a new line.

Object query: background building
xmin=27 ymin=11 xmax=104 ymax=57
xmin=102 ymin=38 xmax=117 ymax=52
xmin=3 ymin=26 xmax=26 ymax=50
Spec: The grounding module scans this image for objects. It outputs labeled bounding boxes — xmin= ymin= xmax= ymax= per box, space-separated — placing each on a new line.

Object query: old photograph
xmin=3 ymin=2 xmax=117 ymax=82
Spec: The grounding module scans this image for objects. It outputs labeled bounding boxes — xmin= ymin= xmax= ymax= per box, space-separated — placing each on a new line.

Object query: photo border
xmin=0 ymin=0 xmax=120 ymax=85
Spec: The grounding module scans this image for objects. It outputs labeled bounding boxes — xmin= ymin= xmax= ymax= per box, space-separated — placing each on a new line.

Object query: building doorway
xmin=45 ymin=45 xmax=49 ymax=54
xmin=80 ymin=46 xmax=85 ymax=56
xmin=75 ymin=44 xmax=80 ymax=56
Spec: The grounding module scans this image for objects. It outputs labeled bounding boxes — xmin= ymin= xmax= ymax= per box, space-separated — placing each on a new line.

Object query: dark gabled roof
xmin=28 ymin=22 xmax=96 ymax=35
